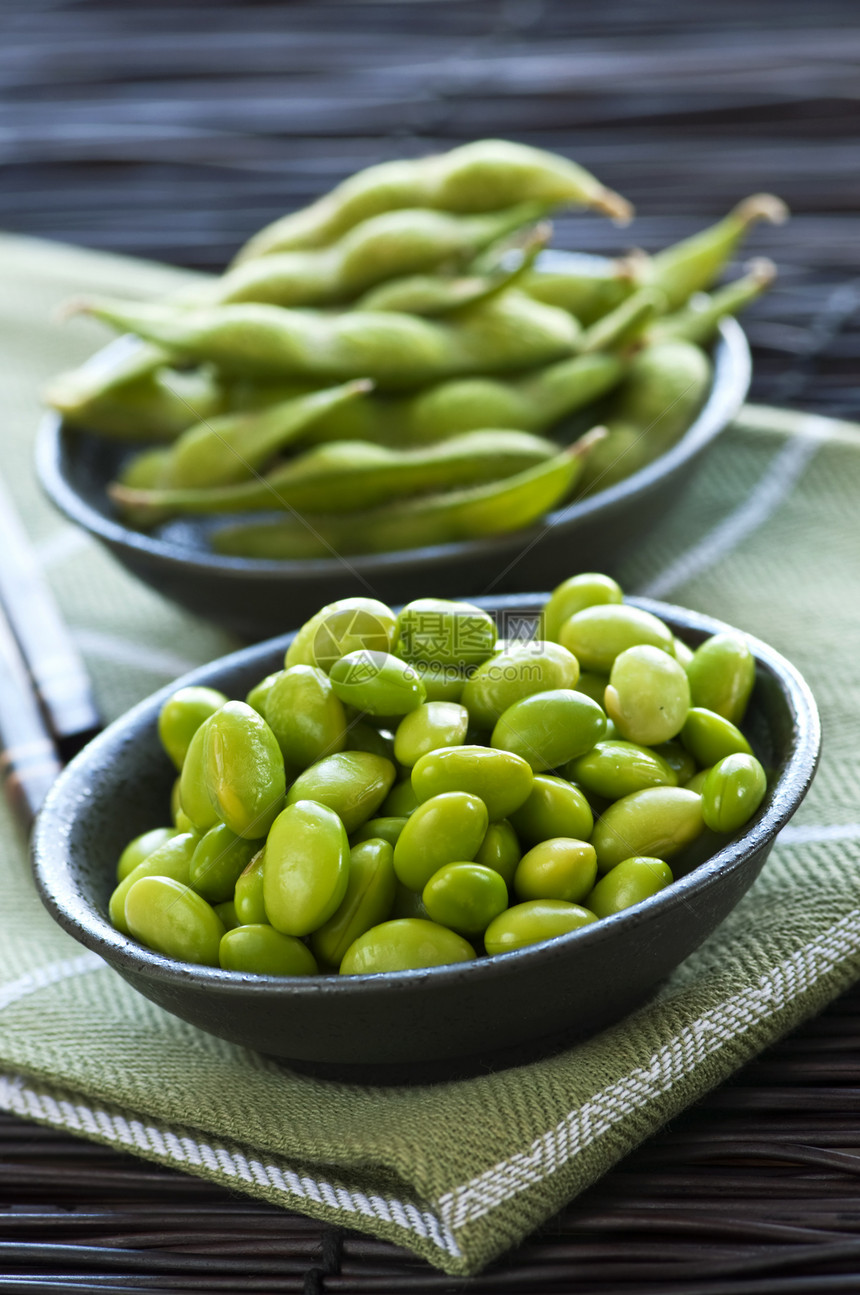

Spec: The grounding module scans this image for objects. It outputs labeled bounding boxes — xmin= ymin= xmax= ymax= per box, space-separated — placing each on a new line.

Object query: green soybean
xmin=284 ymin=750 xmax=396 ymax=833
xmin=157 ymin=685 xmax=228 ymax=771
xmin=213 ymin=899 xmax=240 ymax=931
xmin=233 ymin=849 xmax=267 ymax=925
xmin=585 ymin=856 xmax=674 ymax=918
xmin=702 ymin=754 xmax=767 ymax=833
xmin=558 ymin=604 xmax=674 ymax=672
xmin=311 ymin=838 xmax=397 ymax=968
xmin=604 ymin=644 xmax=691 ymax=745
xmin=125 ymin=876 xmax=225 ymax=967
xmin=680 ymin=707 xmax=753 ymax=767
xmin=484 ymin=900 xmax=597 ymax=955
xmin=339 ymin=917 xmax=476 ymax=975
xmin=411 ymin=745 xmax=534 ymax=821
xmin=591 ymin=787 xmax=705 ymax=873
xmin=343 ymin=720 xmax=396 ymax=761
xmin=262 ymin=665 xmax=347 ymax=768
xmin=264 ymin=800 xmax=350 ymax=936
xmin=380 ymin=778 xmax=421 ymax=817
xmin=393 ymin=702 xmax=470 ymax=767
xmin=491 ymin=689 xmax=606 ymax=772
xmin=567 ymin=739 xmax=678 ymax=801
xmin=116 ymin=826 xmax=176 ymax=882
xmin=396 ymin=598 xmax=497 ymax=670
xmin=513 ymin=838 xmax=597 ymax=904
xmin=109 ymin=831 xmax=198 ymax=936
xmin=220 ymin=924 xmax=318 ymax=975
xmin=543 ymin=572 xmax=623 ymax=643
xmin=422 ymin=862 xmax=508 ymax=937
xmin=188 ymin=822 xmax=259 ymax=903
xmin=233 ymin=139 xmax=632 ymax=261
xmin=286 ymin=596 xmax=397 ymax=673
xmin=474 ymin=819 xmax=521 ymax=887
xmin=686 ymin=632 xmax=756 ymax=725
xmin=509 ymin=775 xmax=594 ymax=845
xmin=461 ymin=640 xmax=579 ymax=728
xmin=202 ymin=700 xmax=286 ymax=838
xmin=350 ymin=815 xmax=409 ymax=848
xmin=393 ymin=791 xmax=489 ymax=891
xmin=329 ymin=651 xmax=426 ymax=717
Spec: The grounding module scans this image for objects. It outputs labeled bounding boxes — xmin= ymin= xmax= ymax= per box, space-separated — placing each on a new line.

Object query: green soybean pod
xmin=484 ymin=900 xmax=597 ymax=955
xmin=311 ymin=838 xmax=397 ymax=968
xmin=513 ymin=838 xmax=597 ymax=904
xmin=340 ymin=917 xmax=476 ymax=975
xmin=396 ymin=598 xmax=497 ymax=670
xmin=509 ymin=775 xmax=594 ymax=846
xmin=650 ymin=260 xmax=776 ymax=348
xmin=585 ymin=857 xmax=674 ymax=918
xmin=604 ymin=644 xmax=691 ymax=745
xmin=329 ymin=651 xmax=426 ymax=717
xmin=474 ymin=819 xmax=521 ymax=888
xmin=125 ymin=875 xmax=225 ymax=967
xmin=519 ymin=251 xmax=639 ymax=325
xmin=393 ymin=702 xmax=469 ymax=767
xmin=393 ymin=791 xmax=489 ymax=891
xmin=202 ymin=700 xmax=286 ymax=839
xmin=116 ymin=826 xmax=176 ymax=882
xmin=188 ymin=822 xmax=259 ymax=904
xmin=591 ymin=787 xmax=705 ymax=873
xmin=599 ymin=340 xmax=712 ymax=460
xmin=460 ymin=641 xmax=579 ymax=729
xmin=264 ymin=800 xmax=349 ymax=937
xmin=285 ymin=750 xmax=396 ymax=834
xmin=567 ymin=739 xmax=678 ymax=801
xmin=263 ymin=665 xmax=347 ymax=768
xmin=351 ymin=815 xmax=409 ymax=848
xmin=158 ymin=685 xmax=228 ymax=771
xmin=286 ymin=596 xmax=398 ymax=672
xmin=234 ymin=849 xmax=267 ymax=925
xmin=686 ymin=632 xmax=756 ymax=725
xmin=680 ymin=707 xmax=753 ymax=767
xmin=422 ymin=862 xmax=508 ymax=937
xmin=411 ymin=745 xmax=534 ymax=821
xmin=702 ymin=753 xmax=767 ymax=833
xmin=491 ymin=689 xmax=606 ymax=772
xmin=558 ymin=604 xmax=674 ymax=673
xmin=109 ymin=831 xmax=198 ymax=936
xmin=543 ymin=572 xmax=624 ymax=644
xmin=220 ymin=925 xmax=318 ymax=976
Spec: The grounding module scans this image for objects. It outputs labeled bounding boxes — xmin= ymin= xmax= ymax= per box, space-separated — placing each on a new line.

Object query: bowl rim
xmin=31 ymin=593 xmax=820 ymax=1000
xmin=35 ymin=297 xmax=751 ymax=581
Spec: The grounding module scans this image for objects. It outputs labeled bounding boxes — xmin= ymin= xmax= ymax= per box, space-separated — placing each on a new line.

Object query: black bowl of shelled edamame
xmin=35 ymin=290 xmax=750 ymax=643
xmin=32 ymin=592 xmax=819 ymax=1081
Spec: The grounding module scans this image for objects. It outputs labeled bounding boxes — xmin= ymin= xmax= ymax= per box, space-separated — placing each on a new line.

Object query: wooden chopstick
xmin=0 ymin=474 xmax=101 ymax=761
xmin=0 ymin=600 xmax=64 ymax=831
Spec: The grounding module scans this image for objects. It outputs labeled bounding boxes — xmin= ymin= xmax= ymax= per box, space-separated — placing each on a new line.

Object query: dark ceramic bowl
xmin=32 ymin=594 xmax=819 ymax=1081
xmin=35 ymin=288 xmax=750 ymax=641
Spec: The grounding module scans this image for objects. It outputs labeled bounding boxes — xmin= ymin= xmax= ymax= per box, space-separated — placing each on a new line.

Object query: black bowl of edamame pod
xmin=31 ymin=594 xmax=819 ymax=1082
xmin=36 ymin=292 xmax=751 ymax=644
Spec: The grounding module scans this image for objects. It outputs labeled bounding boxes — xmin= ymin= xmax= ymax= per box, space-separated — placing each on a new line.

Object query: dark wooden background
xmin=3 ymin=2 xmax=860 ymax=1291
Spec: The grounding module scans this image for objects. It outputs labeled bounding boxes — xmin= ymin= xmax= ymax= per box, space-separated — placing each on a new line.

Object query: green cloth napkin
xmin=1 ymin=233 xmax=859 ymax=1277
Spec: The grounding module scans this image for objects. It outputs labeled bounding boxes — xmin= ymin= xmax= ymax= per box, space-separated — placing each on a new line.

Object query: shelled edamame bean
xmin=108 ymin=576 xmax=770 ymax=977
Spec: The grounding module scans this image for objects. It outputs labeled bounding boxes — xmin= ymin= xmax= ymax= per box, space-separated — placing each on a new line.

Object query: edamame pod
xmin=411 ymin=745 xmax=534 ymax=821
xmin=484 ymin=899 xmax=597 ymax=955
xmin=220 ymin=925 xmax=318 ymax=976
xmin=112 ymin=429 xmax=559 ymax=521
xmin=211 ymin=432 xmax=601 ymax=559
xmin=339 ymin=917 xmax=476 ymax=975
xmin=263 ymin=800 xmax=350 ymax=937
xmin=79 ymin=290 xmax=580 ymax=389
xmin=491 ymin=689 xmax=606 ymax=771
xmin=311 ymin=838 xmax=397 ymax=968
xmin=519 ymin=251 xmax=641 ymax=325
xmin=125 ymin=876 xmax=225 ymax=967
xmin=284 ymin=750 xmax=396 ymax=832
xmin=234 ymin=139 xmax=632 ymax=261
xmin=44 ymin=361 xmax=227 ymax=443
xmin=650 ymin=259 xmax=776 ymax=347
xmin=591 ymin=787 xmax=705 ymax=873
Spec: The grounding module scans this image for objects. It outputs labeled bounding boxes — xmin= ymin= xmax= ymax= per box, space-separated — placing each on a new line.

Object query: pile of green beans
xmin=43 ymin=139 xmax=785 ymax=558
xmin=110 ymin=575 xmax=769 ymax=976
